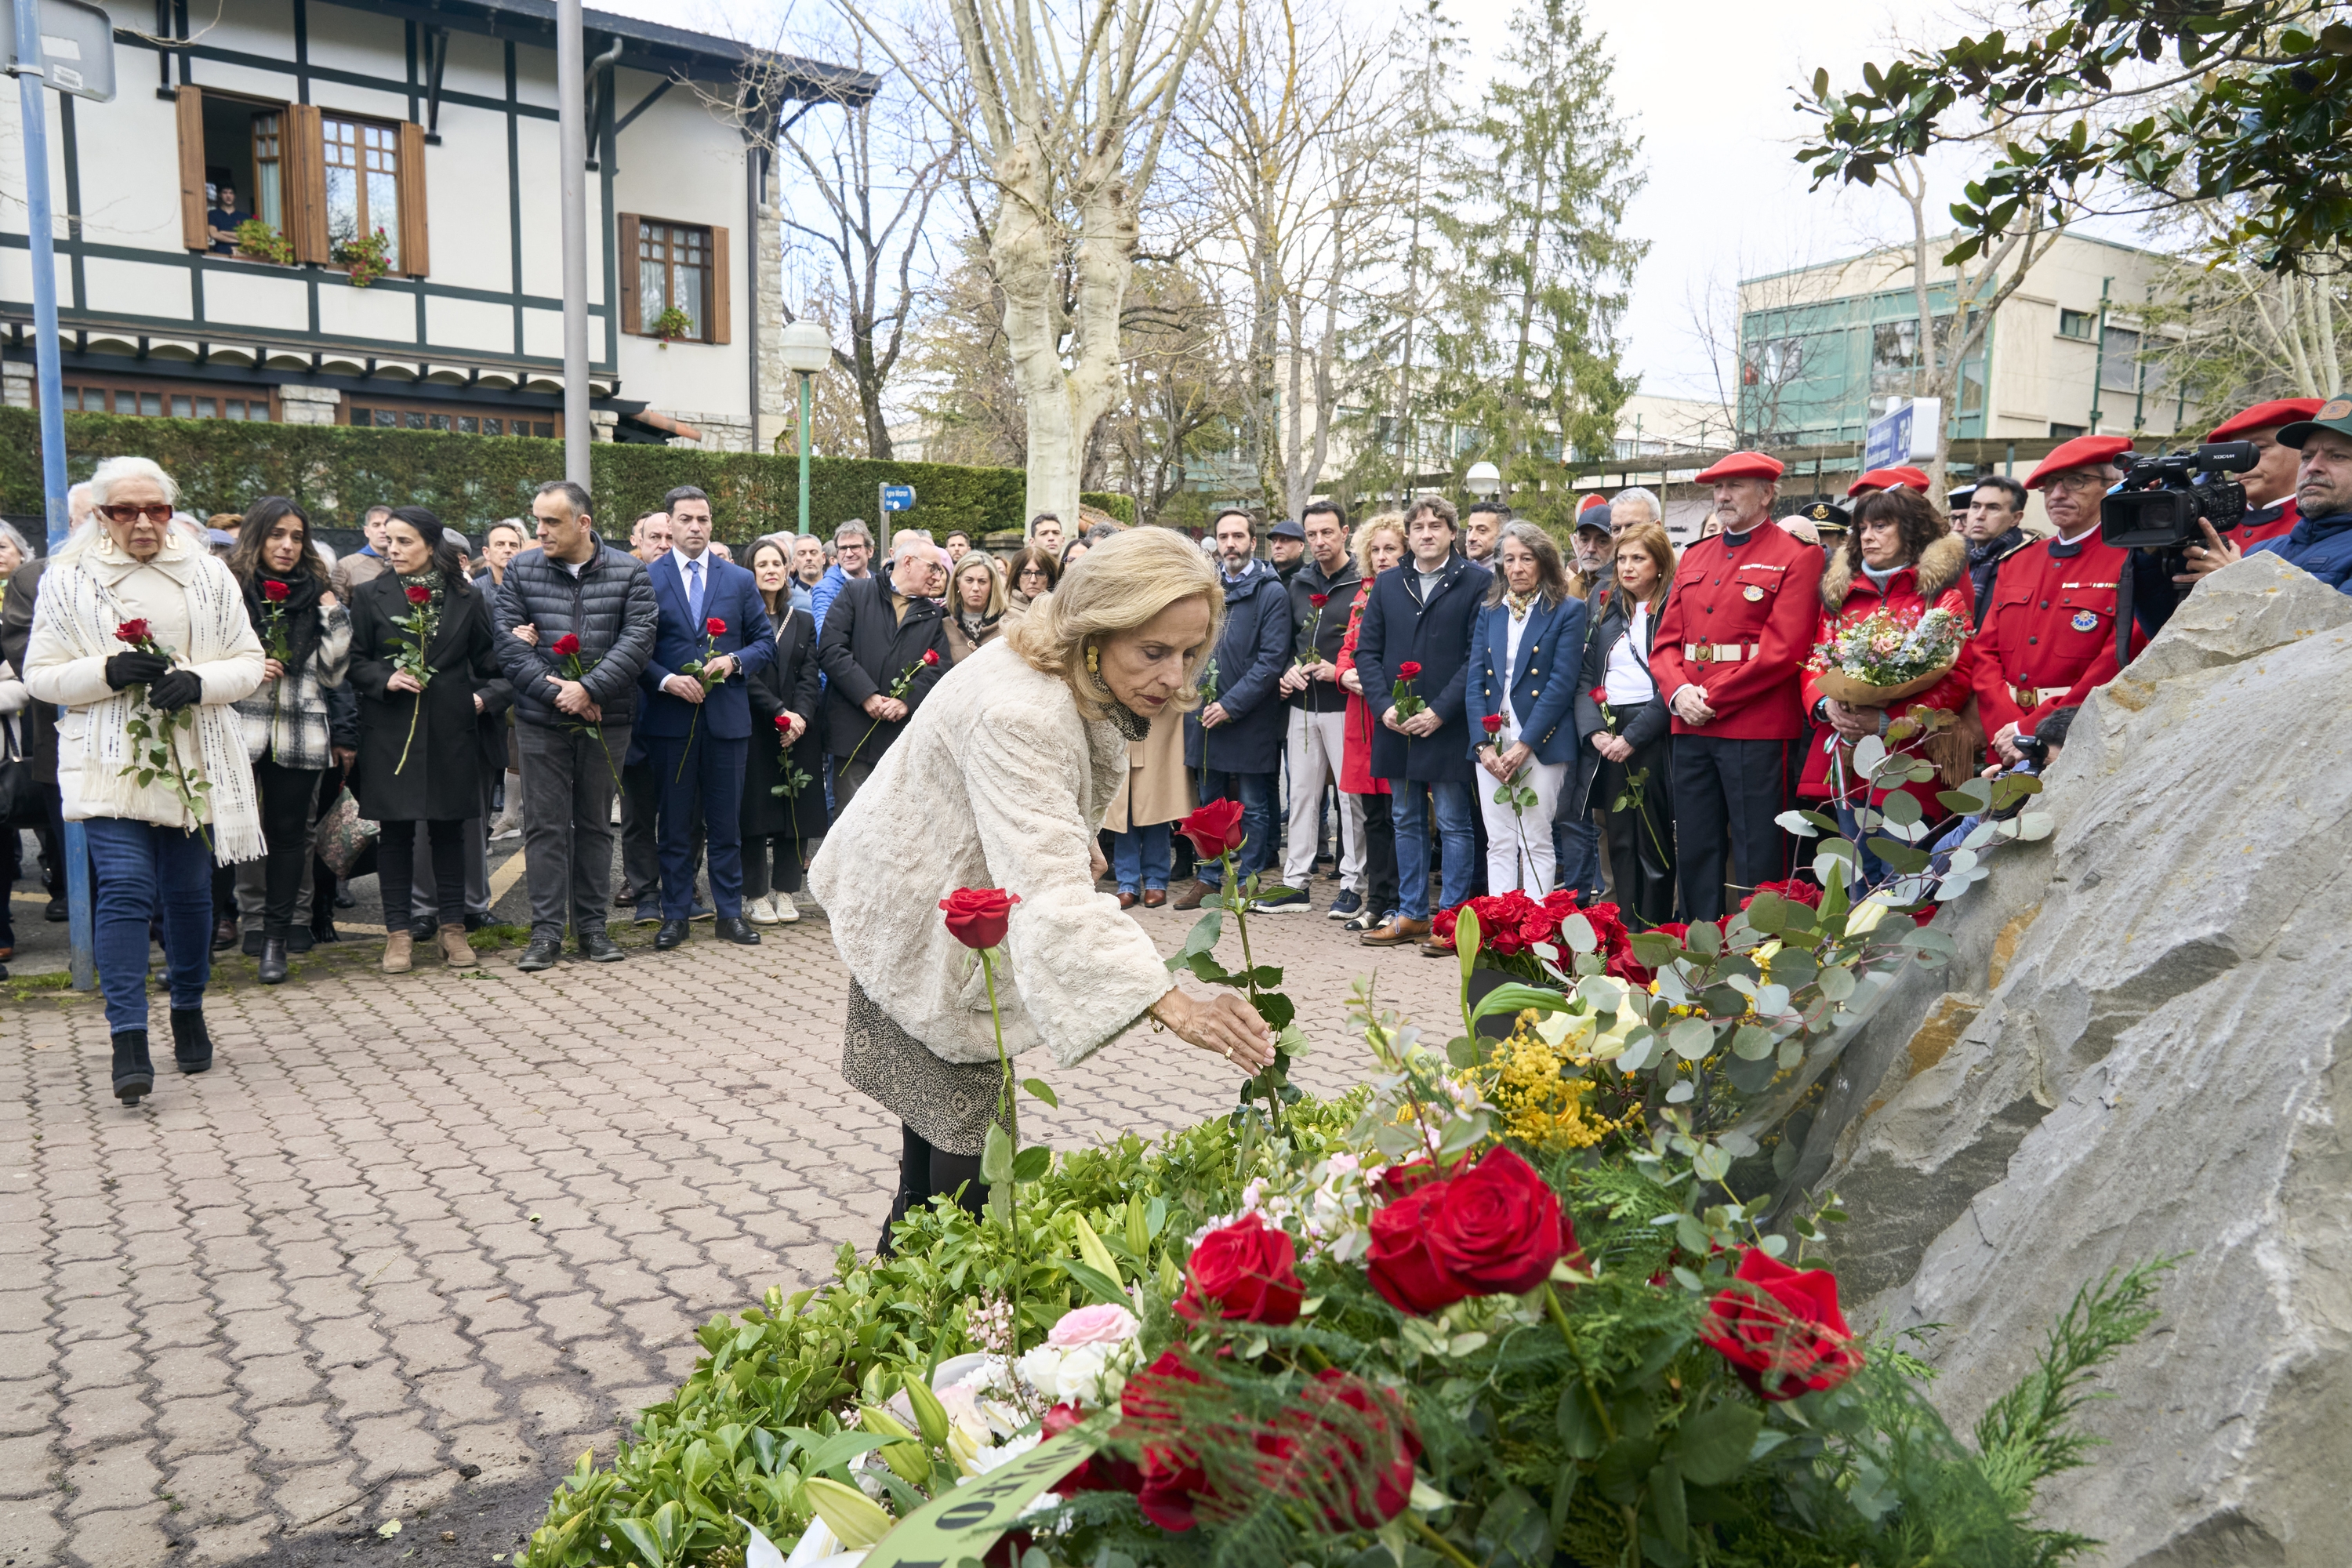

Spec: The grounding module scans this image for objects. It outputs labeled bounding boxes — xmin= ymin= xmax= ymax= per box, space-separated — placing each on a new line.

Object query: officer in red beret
xmin=1968 ymin=434 xmax=2145 ymax=764
xmin=1649 ymin=450 xmax=1824 ymax=919
xmin=2202 ymin=398 xmax=2325 ymax=547
xmin=1846 ymin=466 xmax=1932 ymax=499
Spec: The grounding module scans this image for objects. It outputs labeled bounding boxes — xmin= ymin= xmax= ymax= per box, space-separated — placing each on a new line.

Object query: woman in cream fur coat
xmin=810 ymin=527 xmax=1276 ymax=1253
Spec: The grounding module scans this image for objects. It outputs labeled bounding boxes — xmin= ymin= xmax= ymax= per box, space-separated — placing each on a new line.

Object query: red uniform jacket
xmin=2238 ymin=495 xmax=2300 ymax=546
xmin=1650 ymin=521 xmax=1824 ymax=741
xmin=1969 ymin=528 xmax=2147 ymax=743
xmin=1797 ymin=535 xmax=1979 ymax=813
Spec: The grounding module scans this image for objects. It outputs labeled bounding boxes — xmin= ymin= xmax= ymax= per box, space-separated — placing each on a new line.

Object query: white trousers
xmin=1480 ymin=757 xmax=1569 ymax=896
xmin=1282 ymin=706 xmax=1364 ymax=889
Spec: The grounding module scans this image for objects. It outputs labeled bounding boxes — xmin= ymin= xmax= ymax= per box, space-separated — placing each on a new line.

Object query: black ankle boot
xmin=111 ymin=1031 xmax=154 ymax=1103
xmin=170 ymin=1008 xmax=212 ymax=1073
xmin=259 ymin=938 xmax=289 ymax=985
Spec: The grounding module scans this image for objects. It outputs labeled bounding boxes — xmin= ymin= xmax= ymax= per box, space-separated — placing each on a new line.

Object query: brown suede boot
xmin=437 ymin=924 xmax=477 ymax=967
xmin=381 ymin=931 xmax=413 ymax=973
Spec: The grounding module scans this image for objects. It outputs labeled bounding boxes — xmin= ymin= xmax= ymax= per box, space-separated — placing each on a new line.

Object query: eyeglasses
xmin=2045 ymin=473 xmax=2111 ymax=495
xmin=100 ymin=503 xmax=173 ymax=524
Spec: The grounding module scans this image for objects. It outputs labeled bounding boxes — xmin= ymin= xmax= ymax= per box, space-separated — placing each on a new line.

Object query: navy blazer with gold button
xmin=1465 ymin=590 xmax=1586 ymax=766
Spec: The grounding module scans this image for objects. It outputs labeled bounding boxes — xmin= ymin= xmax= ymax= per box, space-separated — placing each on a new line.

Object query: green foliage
xmin=231 ymin=219 xmax=293 ymax=266
xmin=0 ymin=408 xmax=1098 ymax=546
xmin=1797 ymin=3 xmax=2352 ymax=273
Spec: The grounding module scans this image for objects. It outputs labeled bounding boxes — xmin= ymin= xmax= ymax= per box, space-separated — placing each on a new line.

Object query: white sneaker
xmin=772 ymin=891 xmax=800 ymax=924
xmin=744 ymin=895 xmax=779 ymax=925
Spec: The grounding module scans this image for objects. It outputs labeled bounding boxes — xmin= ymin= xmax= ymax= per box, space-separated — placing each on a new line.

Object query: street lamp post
xmin=778 ymin=321 xmax=833 ymax=535
xmin=1465 ymin=460 xmax=1503 ymax=505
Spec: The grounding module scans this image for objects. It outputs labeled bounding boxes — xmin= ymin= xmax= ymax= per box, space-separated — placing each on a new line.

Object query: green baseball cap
xmin=2275 ymin=396 xmax=2352 ymax=448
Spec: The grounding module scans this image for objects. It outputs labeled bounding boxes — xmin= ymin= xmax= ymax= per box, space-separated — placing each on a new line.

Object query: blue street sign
xmin=880 ymin=484 xmax=916 ymax=512
xmin=1864 ymin=397 xmax=1940 ymax=470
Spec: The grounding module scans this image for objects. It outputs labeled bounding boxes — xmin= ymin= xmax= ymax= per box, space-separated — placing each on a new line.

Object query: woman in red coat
xmin=1336 ymin=514 xmax=1406 ymax=931
xmin=1798 ymin=486 xmax=1979 ymax=888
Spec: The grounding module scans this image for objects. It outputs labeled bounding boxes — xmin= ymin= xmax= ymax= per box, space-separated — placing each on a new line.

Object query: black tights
xmin=252 ymin=759 xmax=323 ymax=941
xmin=877 ymin=1122 xmax=986 ymax=1255
xmin=378 ymin=818 xmax=465 ymax=931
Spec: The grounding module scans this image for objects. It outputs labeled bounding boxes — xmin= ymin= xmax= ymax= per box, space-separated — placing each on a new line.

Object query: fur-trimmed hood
xmin=1820 ymin=532 xmax=1967 ymax=611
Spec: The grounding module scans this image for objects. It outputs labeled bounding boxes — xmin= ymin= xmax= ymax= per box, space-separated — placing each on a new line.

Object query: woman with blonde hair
xmin=942 ymin=550 xmax=1005 ymax=662
xmin=810 ymin=527 xmax=1276 ymax=1252
xmin=1333 ymin=513 xmax=1407 ymax=931
xmin=1573 ymin=520 xmax=1678 ymax=926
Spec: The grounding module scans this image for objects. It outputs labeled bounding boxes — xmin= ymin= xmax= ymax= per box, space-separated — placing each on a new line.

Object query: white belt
xmin=1682 ymin=642 xmax=1754 ymax=664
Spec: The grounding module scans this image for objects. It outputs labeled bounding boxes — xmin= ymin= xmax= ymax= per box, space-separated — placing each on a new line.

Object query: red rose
xmin=705 ymin=616 xmax=727 ymax=637
xmin=1481 ymin=713 xmax=1504 ymax=735
xmin=1366 ymin=1182 xmax=1467 ymax=1315
xmin=1176 ymin=798 xmax=1247 ymax=861
xmin=938 ymin=887 xmax=1019 ymax=949
xmin=1700 ymin=1247 xmax=1862 ymax=1401
xmin=261 ymin=579 xmax=290 ymax=603
xmin=405 ymin=585 xmax=431 ymax=605
xmin=1308 ymin=593 xmax=1329 ymax=608
xmin=114 ymin=619 xmax=151 ymax=644
xmin=1120 ymin=1350 xmax=1211 ymax=1531
xmin=1377 ymin=1160 xmax=1440 ymax=1200
xmin=1045 ymin=1402 xmax=1145 ymax=1494
xmin=923 ymin=648 xmax=940 ymax=666
xmin=550 ymin=633 xmax=581 ymax=658
xmin=1255 ymin=1371 xmax=1420 ymax=1530
xmin=774 ymin=713 xmax=793 ymax=732
xmin=1396 ymin=661 xmax=1422 ymax=681
xmin=1174 ymin=1213 xmax=1303 ymax=1326
xmin=1426 ymin=1146 xmax=1577 ymax=1296
xmin=1590 ymin=684 xmax=1606 ymax=702
xmin=1742 ymin=878 xmax=1824 ymax=911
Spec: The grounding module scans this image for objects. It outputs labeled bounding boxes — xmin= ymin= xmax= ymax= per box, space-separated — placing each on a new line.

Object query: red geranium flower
xmin=923 ymin=648 xmax=940 ymax=666
xmin=114 ymin=619 xmax=151 ymax=644
xmin=261 ymin=579 xmax=290 ymax=603
xmin=550 ymin=633 xmax=581 ymax=658
xmin=1396 ymin=661 xmax=1422 ymax=680
xmin=705 ymin=616 xmax=727 ymax=637
xmin=405 ymin=585 xmax=431 ymax=605
xmin=938 ymin=887 xmax=1019 ymax=949
xmin=1481 ymin=713 xmax=1504 ymax=735
xmin=1174 ymin=1213 xmax=1304 ymax=1326
xmin=1700 ymin=1247 xmax=1863 ymax=1401
xmin=1176 ymin=798 xmax=1247 ymax=861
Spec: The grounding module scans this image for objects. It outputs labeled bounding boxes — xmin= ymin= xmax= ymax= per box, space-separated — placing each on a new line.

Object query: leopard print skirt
xmin=840 ymin=980 xmax=1013 ymax=1156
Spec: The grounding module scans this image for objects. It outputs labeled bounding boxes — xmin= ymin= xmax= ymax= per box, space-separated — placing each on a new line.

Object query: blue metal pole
xmin=14 ymin=17 xmax=96 ymax=989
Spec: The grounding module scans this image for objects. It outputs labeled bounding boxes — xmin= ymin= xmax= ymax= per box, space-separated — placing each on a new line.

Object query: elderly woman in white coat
xmin=23 ymin=456 xmax=265 ymax=1105
xmin=810 ymin=527 xmax=1277 ymax=1253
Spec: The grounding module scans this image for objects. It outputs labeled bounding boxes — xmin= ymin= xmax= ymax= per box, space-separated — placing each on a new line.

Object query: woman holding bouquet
xmin=227 ymin=498 xmax=350 ymax=983
xmin=809 ymin=528 xmax=1276 ymax=1252
xmin=349 ymin=506 xmax=509 ymax=973
xmin=21 ymin=456 xmax=266 ymax=1102
xmin=739 ymin=537 xmax=826 ymax=924
xmin=1573 ymin=521 xmax=1678 ymax=928
xmin=1799 ymin=486 xmax=1979 ymax=887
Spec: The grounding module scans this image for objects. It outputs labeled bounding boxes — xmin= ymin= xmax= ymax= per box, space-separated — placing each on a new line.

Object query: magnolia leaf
xmin=1675 ymin=1403 xmax=1765 ymax=1487
xmin=803 ymin=1477 xmax=893 ymax=1551
xmin=1070 ymin=1213 xmax=1122 ymax=1287
xmin=1021 ymin=1076 xmax=1058 ymax=1109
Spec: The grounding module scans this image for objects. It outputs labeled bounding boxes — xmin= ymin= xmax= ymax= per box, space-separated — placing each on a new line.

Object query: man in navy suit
xmin=637 ymin=485 xmax=775 ymax=951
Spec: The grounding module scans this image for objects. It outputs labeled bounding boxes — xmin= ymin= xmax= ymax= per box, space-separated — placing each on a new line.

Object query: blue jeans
xmin=1554 ymin=810 xmax=1602 ymax=901
xmin=1392 ymin=780 xmax=1475 ymax=921
xmin=83 ymin=817 xmax=213 ymax=1033
xmin=1112 ymin=822 xmax=1172 ymax=894
xmin=1196 ymin=771 xmax=1277 ymax=887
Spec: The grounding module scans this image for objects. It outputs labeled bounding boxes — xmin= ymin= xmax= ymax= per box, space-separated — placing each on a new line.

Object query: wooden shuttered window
xmin=617 ymin=212 xmax=642 ymax=335
xmin=709 ymin=225 xmax=730 ymax=344
xmin=176 ymin=87 xmax=208 ymax=250
xmin=395 ymin=121 xmax=430 ymax=277
xmin=285 ymin=104 xmax=330 ymax=263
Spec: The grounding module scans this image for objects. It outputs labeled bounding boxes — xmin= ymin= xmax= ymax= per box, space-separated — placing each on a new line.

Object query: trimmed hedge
xmin=0 ymin=408 xmax=1135 ymax=545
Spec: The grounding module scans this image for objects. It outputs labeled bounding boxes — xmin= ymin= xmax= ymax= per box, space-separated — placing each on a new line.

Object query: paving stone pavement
xmin=0 ymin=891 xmax=1462 ymax=1568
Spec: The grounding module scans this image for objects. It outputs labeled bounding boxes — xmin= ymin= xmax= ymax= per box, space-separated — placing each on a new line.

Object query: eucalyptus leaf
xmin=1664 ymin=1079 xmax=1695 ymax=1103
xmin=1668 ymin=1019 xmax=1715 ymax=1061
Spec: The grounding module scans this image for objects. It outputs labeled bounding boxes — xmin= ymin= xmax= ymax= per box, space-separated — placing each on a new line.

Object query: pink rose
xmin=1046 ymin=1302 xmax=1139 ymax=1348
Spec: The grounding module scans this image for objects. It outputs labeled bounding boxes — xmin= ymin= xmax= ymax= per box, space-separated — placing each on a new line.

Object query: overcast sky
xmin=605 ymin=0 xmax=2005 ymax=405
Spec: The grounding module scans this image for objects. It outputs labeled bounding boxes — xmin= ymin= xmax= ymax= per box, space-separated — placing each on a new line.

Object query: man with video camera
xmin=2172 ymin=399 xmax=2352 ymax=595
xmin=2206 ymin=398 xmax=2325 ymax=546
xmin=1969 ymin=435 xmax=2146 ymax=766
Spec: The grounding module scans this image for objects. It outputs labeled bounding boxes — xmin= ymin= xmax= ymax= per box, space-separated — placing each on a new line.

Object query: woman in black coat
xmin=348 ymin=506 xmax=510 ymax=972
xmin=1572 ymin=521 xmax=1677 ymax=929
xmin=740 ymin=538 xmax=829 ymax=924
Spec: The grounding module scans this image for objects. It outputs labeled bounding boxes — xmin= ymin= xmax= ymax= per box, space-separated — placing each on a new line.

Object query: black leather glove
xmin=104 ymin=651 xmax=170 ymax=689
xmin=147 ymin=669 xmax=205 ymax=711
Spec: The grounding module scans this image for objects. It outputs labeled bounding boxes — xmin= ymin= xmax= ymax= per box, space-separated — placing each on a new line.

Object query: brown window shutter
xmin=285 ymin=104 xmax=330 ymax=263
xmin=617 ymin=213 xmax=642 ymax=335
xmin=708 ymin=225 xmax=730 ymax=344
xmin=395 ymin=121 xmax=430 ymax=276
xmin=176 ymin=86 xmax=208 ymax=250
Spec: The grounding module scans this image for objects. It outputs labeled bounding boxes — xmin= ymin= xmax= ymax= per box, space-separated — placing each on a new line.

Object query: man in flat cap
xmin=1968 ymin=434 xmax=2144 ymax=765
xmin=1648 ymin=450 xmax=1824 ymax=920
xmin=2205 ymin=397 xmax=2325 ymax=546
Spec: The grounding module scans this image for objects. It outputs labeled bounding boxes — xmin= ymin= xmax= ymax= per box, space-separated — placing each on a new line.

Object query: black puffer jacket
xmin=491 ymin=538 xmax=659 ymax=728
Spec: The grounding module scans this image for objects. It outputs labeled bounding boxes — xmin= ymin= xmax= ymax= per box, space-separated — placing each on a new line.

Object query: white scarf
xmin=41 ymin=544 xmax=266 ymax=864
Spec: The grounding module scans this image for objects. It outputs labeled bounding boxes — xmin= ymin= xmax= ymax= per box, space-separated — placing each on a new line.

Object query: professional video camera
xmin=2099 ymin=440 xmax=2258 ymax=550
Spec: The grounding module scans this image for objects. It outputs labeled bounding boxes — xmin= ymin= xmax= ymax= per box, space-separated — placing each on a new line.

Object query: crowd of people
xmin=3 ymin=391 xmax=2348 ymax=1110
